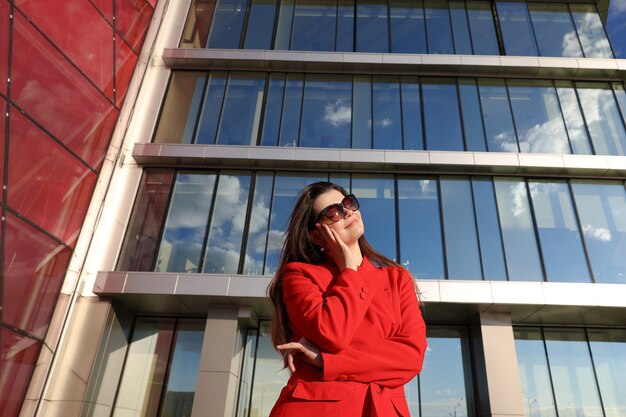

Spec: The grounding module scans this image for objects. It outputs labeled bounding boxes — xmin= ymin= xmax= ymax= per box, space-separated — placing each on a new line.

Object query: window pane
xmin=528 ymin=3 xmax=582 ymax=57
xmin=472 ymin=178 xmax=507 ymax=280
xmin=292 ymin=0 xmax=337 ymax=51
xmin=576 ymin=82 xmax=626 ymax=156
xmin=236 ymin=329 xmax=259 ymax=417
xmin=398 ymin=177 xmax=444 ymax=279
xmin=260 ymin=74 xmax=286 ymax=146
xmin=606 ymin=0 xmax=626 ymax=58
xmin=336 ymin=0 xmax=355 ymax=52
xmin=156 ymin=173 xmax=217 ymax=273
xmin=508 ymin=80 xmax=570 ymax=154
xmin=279 ymin=74 xmax=304 ymax=146
xmin=195 ymin=72 xmax=228 ymax=145
xmin=154 ymin=72 xmax=207 ymax=144
xmin=118 ymin=170 xmax=175 ymax=271
xmin=478 ymin=78 xmax=518 ymax=152
xmin=373 ymin=76 xmax=402 ymax=150
xmin=555 ymin=80 xmax=593 ymax=155
xmin=207 ymin=0 xmax=247 ymax=48
xmin=400 ymin=76 xmax=423 ymax=150
xmin=180 ymin=0 xmax=217 ymax=48
xmin=613 ymin=82 xmax=626 ymax=127
xmin=496 ymin=2 xmax=538 ymax=56
xmin=494 ymin=178 xmax=543 ymax=281
xmin=450 ymin=0 xmax=472 ymax=54
xmin=356 ymin=0 xmax=389 ymax=52
xmin=571 ymin=181 xmax=626 ymax=283
xmin=352 ymin=75 xmax=372 ymax=149
xmin=216 ymin=73 xmax=265 ymax=145
xmin=243 ymin=173 xmax=274 ymax=275
xmin=300 ymin=74 xmax=352 ymax=148
xmin=544 ymin=329 xmax=604 ymax=417
xmin=390 ymin=0 xmax=427 ymax=54
xmin=459 ymin=78 xmax=487 ymax=152
xmin=275 ymin=0 xmax=295 ymax=49
xmin=528 ymin=181 xmax=590 ymax=282
xmin=352 ymin=175 xmax=397 ymax=261
xmin=514 ymin=327 xmax=558 ymax=417
xmin=467 ymin=1 xmax=498 ymax=55
xmin=441 ymin=177 xmax=482 ymax=280
xmin=425 ymin=0 xmax=454 ymax=54
xmin=587 ymin=329 xmax=626 ymax=417
xmin=244 ymin=0 xmax=277 ymax=49
xmin=570 ymin=4 xmax=613 ymax=58
xmin=423 ymin=78 xmax=464 ymax=151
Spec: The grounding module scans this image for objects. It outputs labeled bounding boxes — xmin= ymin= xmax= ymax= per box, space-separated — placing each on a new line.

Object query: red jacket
xmin=269 ymin=257 xmax=427 ymax=417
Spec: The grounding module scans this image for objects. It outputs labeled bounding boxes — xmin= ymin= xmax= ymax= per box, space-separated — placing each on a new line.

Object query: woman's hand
xmin=276 ymin=337 xmax=323 ymax=373
xmin=316 ymin=223 xmax=359 ymax=271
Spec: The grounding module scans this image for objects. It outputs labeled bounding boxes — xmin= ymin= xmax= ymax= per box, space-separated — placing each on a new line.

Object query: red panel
xmin=0 ymin=1 xmax=9 ymax=96
xmin=0 ymin=97 xmax=5 ymax=191
xmin=147 ymin=0 xmax=157 ymax=8
xmin=115 ymin=37 xmax=138 ymax=107
xmin=2 ymin=214 xmax=72 ymax=339
xmin=11 ymin=11 xmax=119 ymax=170
xmin=115 ymin=0 xmax=153 ymax=52
xmin=8 ymin=109 xmax=98 ymax=246
xmin=0 ymin=328 xmax=42 ymax=417
xmin=16 ymin=0 xmax=115 ymax=99
xmin=91 ymin=0 xmax=114 ymax=23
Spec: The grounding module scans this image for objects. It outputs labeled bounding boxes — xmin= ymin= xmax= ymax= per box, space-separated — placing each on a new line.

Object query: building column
xmin=472 ymin=311 xmax=525 ymax=417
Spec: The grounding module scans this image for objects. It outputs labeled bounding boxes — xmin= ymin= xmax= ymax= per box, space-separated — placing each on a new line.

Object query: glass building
xmin=3 ymin=1 xmax=626 ymax=417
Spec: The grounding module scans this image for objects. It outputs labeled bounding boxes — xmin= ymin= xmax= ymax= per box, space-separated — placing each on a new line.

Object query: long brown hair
xmin=267 ymin=181 xmax=406 ymax=349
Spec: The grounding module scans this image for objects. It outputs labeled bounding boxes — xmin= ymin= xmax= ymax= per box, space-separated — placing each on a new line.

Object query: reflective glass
xmin=496 ymin=2 xmax=538 ymax=56
xmin=279 ymin=74 xmax=304 ymax=147
xmin=160 ymin=319 xmax=205 ymax=417
xmin=507 ymin=80 xmax=570 ymax=154
xmin=203 ymin=173 xmax=252 ymax=273
xmin=494 ymin=178 xmax=543 ymax=281
xmin=400 ymin=76 xmax=423 ymax=150
xmin=555 ymin=81 xmax=593 ymax=155
xmin=216 ymin=73 xmax=265 ymax=145
xmin=528 ymin=181 xmax=590 ymax=282
xmin=118 ymin=170 xmax=175 ymax=272
xmin=2 ymin=213 xmax=71 ymax=339
xmin=356 ymin=0 xmax=389 ymax=52
xmin=352 ymin=175 xmax=397 ymax=260
xmin=156 ymin=173 xmax=217 ymax=273
xmin=440 ymin=177 xmax=482 ymax=280
xmin=0 ymin=1 xmax=8 ymax=96
xmin=352 ymin=75 xmax=372 ymax=149
xmin=196 ymin=72 xmax=227 ymax=144
xmin=544 ymin=328 xmax=604 ymax=417
xmin=570 ymin=4 xmax=613 ymax=58
xmin=372 ymin=76 xmax=402 ymax=150
xmin=390 ymin=0 xmax=427 ymax=54
xmin=472 ymin=178 xmax=507 ymax=280
xmin=207 ymin=0 xmax=247 ymax=48
xmin=154 ymin=72 xmax=207 ymax=144
xmin=514 ymin=327 xmax=558 ymax=417
xmin=450 ymin=1 xmax=472 ymax=54
xmin=244 ymin=0 xmax=277 ymax=49
xmin=116 ymin=37 xmax=139 ymax=108
xmin=398 ymin=177 xmax=444 ymax=278
xmin=236 ymin=329 xmax=259 ymax=417
xmin=478 ymin=79 xmax=518 ymax=152
xmin=275 ymin=0 xmax=295 ymax=49
xmin=571 ymin=181 xmax=626 ymax=283
xmin=467 ymin=1 xmax=498 ymax=55
xmin=613 ymin=82 xmax=626 ymax=126
xmin=260 ymin=74 xmax=286 ymax=146
xmin=528 ymin=3 xmax=582 ymax=57
xmin=0 ymin=97 xmax=4 ymax=187
xmin=115 ymin=0 xmax=153 ymax=52
xmin=459 ymin=79 xmax=487 ymax=152
xmin=423 ymin=78 xmax=464 ymax=151
xmin=425 ymin=0 xmax=454 ymax=54
xmin=300 ymin=74 xmax=352 ymax=148
xmin=292 ymin=0 xmax=337 ymax=51
xmin=336 ymin=0 xmax=355 ymax=52
xmin=243 ymin=173 xmax=274 ymax=275
xmin=92 ymin=0 xmax=114 ymax=23
xmin=606 ymin=0 xmax=626 ymax=58
xmin=576 ymin=82 xmax=626 ymax=156
xmin=587 ymin=329 xmax=626 ymax=417
xmin=180 ymin=0 xmax=217 ymax=48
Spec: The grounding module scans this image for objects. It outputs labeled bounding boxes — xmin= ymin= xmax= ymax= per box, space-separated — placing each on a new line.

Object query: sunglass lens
xmin=324 ymin=204 xmax=343 ymax=220
xmin=343 ymin=195 xmax=358 ymax=210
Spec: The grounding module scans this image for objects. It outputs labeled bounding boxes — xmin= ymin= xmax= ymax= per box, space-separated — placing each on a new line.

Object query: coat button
xmin=361 ymin=286 xmax=368 ymax=293
xmin=337 ymin=375 xmax=348 ymax=381
xmin=359 ymin=292 xmax=366 ymax=300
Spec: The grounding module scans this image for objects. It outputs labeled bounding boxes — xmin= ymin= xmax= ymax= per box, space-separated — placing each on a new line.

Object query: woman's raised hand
xmin=316 ymin=223 xmax=359 ymax=271
xmin=276 ymin=337 xmax=323 ymax=373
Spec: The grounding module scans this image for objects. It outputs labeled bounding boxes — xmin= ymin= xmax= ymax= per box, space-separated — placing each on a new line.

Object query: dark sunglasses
xmin=315 ymin=194 xmax=360 ymax=224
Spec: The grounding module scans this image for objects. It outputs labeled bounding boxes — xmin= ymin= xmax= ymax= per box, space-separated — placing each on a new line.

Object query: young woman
xmin=267 ymin=181 xmax=427 ymax=417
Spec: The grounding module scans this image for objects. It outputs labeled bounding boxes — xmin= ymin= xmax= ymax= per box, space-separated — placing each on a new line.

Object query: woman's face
xmin=310 ymin=189 xmax=365 ymax=246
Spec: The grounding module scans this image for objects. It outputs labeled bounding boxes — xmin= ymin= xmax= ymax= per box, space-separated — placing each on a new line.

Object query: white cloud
xmin=583 ymin=224 xmax=612 ymax=242
xmin=518 ymin=117 xmax=570 ymax=154
xmin=324 ymin=99 xmax=351 ymax=127
xmin=561 ymin=30 xmax=583 ymax=57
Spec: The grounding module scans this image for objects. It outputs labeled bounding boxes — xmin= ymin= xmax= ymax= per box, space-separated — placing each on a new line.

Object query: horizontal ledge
xmin=162 ymin=49 xmax=626 ymax=81
xmin=131 ymin=144 xmax=626 ymax=179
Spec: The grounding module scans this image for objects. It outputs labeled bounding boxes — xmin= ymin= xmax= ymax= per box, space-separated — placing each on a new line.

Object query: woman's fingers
xmin=286 ymin=351 xmax=295 ymax=373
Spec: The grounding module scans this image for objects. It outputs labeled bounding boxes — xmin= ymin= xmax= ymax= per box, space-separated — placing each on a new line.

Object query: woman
xmin=267 ymin=181 xmax=427 ymax=417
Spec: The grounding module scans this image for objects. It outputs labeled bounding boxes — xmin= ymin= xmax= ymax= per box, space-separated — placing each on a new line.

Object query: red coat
xmin=269 ymin=257 xmax=427 ymax=417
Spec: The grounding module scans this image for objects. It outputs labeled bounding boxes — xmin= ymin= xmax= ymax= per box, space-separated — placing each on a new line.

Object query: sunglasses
xmin=315 ymin=194 xmax=360 ymax=224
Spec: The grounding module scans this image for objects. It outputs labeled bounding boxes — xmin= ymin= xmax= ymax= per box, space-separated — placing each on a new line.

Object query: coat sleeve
xmin=281 ymin=262 xmax=382 ymax=352
xmin=321 ymin=269 xmax=427 ymax=388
